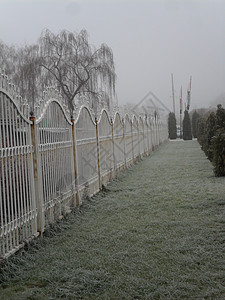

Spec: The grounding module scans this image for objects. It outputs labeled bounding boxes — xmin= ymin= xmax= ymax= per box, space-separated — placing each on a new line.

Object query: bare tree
xmin=14 ymin=45 xmax=43 ymax=105
xmin=0 ymin=42 xmax=43 ymax=105
xmin=0 ymin=41 xmax=18 ymax=79
xmin=39 ymin=29 xmax=116 ymax=113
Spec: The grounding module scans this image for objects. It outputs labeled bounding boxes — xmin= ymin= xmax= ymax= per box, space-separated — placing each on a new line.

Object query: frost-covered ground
xmin=0 ymin=140 xmax=225 ymax=299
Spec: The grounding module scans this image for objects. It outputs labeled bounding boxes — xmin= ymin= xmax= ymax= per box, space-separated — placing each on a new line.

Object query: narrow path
xmin=1 ymin=140 xmax=225 ymax=299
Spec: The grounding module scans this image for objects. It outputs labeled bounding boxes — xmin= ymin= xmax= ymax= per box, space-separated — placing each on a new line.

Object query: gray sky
xmin=0 ymin=0 xmax=225 ymax=113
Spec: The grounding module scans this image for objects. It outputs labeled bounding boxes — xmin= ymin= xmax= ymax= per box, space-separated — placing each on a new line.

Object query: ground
xmin=0 ymin=140 xmax=225 ymax=299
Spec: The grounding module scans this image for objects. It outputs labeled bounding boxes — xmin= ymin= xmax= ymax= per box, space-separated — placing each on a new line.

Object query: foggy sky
xmin=0 ymin=0 xmax=225 ymax=113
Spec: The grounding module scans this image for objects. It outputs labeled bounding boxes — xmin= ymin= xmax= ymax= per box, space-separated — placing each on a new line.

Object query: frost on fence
xmin=132 ymin=116 xmax=140 ymax=159
xmin=37 ymin=100 xmax=74 ymax=225
xmin=0 ymin=73 xmax=30 ymax=119
xmin=98 ymin=110 xmax=114 ymax=182
xmin=75 ymin=106 xmax=98 ymax=195
xmin=151 ymin=118 xmax=156 ymax=149
xmin=0 ymin=89 xmax=37 ymax=259
xmin=139 ymin=117 xmax=145 ymax=156
xmin=124 ymin=115 xmax=133 ymax=164
xmin=34 ymin=87 xmax=71 ymax=121
xmin=113 ymin=113 xmax=125 ymax=169
xmin=144 ymin=118 xmax=150 ymax=154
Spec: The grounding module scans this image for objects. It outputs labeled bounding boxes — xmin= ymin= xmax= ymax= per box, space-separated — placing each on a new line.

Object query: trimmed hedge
xmin=198 ymin=104 xmax=225 ymax=176
xmin=183 ymin=110 xmax=192 ymax=140
xmin=168 ymin=112 xmax=177 ymax=139
xmin=191 ymin=111 xmax=200 ymax=138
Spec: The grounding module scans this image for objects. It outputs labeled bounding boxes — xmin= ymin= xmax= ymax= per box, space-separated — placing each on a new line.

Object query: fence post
xmin=143 ymin=122 xmax=145 ymax=156
xmin=71 ymin=118 xmax=80 ymax=207
xmin=146 ymin=121 xmax=150 ymax=156
xmin=131 ymin=122 xmax=134 ymax=163
xmin=157 ymin=120 xmax=159 ymax=146
xmin=123 ymin=119 xmax=126 ymax=168
xmin=95 ymin=117 xmax=101 ymax=190
xmin=111 ymin=118 xmax=116 ymax=176
xmin=152 ymin=122 xmax=155 ymax=151
xmin=30 ymin=115 xmax=45 ymax=234
xmin=137 ymin=123 xmax=141 ymax=159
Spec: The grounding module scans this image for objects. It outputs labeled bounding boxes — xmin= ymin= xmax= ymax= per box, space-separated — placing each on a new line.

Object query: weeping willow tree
xmin=0 ymin=29 xmax=116 ymax=114
xmin=39 ymin=29 xmax=116 ymax=113
xmin=0 ymin=41 xmax=44 ymax=103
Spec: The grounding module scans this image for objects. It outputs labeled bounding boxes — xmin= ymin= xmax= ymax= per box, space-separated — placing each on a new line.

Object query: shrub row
xmin=197 ymin=104 xmax=225 ymax=176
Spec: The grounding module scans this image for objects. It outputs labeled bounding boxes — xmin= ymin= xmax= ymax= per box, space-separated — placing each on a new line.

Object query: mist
xmin=0 ymin=0 xmax=224 ymax=113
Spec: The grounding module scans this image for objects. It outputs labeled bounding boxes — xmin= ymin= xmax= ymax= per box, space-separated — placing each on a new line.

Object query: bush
xmin=212 ymin=129 xmax=225 ymax=176
xmin=168 ymin=112 xmax=177 ymax=139
xmin=197 ymin=104 xmax=225 ymax=176
xmin=191 ymin=111 xmax=200 ymax=138
xmin=183 ymin=110 xmax=192 ymax=140
xmin=197 ymin=117 xmax=207 ymax=151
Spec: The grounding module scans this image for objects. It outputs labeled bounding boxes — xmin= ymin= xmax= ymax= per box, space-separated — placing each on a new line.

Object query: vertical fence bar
xmin=30 ymin=116 xmax=44 ymax=234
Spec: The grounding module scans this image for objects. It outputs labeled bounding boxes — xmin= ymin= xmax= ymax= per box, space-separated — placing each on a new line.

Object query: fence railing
xmin=0 ymin=76 xmax=168 ymax=259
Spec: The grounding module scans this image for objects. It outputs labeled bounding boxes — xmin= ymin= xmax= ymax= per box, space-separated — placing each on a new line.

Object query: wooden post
xmin=137 ymin=122 xmax=140 ymax=159
xmin=146 ymin=121 xmax=150 ymax=156
xmin=131 ymin=122 xmax=134 ymax=163
xmin=157 ymin=120 xmax=159 ymax=146
xmin=95 ymin=117 xmax=101 ymax=190
xmin=123 ymin=119 xmax=126 ymax=168
xmin=143 ymin=122 xmax=145 ymax=156
xmin=111 ymin=118 xmax=116 ymax=176
xmin=30 ymin=116 xmax=45 ymax=234
xmin=71 ymin=118 xmax=80 ymax=207
xmin=150 ymin=122 xmax=154 ymax=152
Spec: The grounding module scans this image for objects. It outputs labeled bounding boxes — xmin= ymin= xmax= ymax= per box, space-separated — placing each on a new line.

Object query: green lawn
xmin=0 ymin=140 xmax=225 ymax=299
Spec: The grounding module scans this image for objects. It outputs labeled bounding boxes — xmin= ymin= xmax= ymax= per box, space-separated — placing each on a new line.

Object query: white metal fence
xmin=0 ymin=84 xmax=37 ymax=258
xmin=0 ymin=75 xmax=168 ymax=259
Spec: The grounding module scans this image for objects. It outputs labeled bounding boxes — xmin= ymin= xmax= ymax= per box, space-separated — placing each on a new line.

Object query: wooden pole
xmin=131 ymin=122 xmax=134 ymax=163
xmin=95 ymin=117 xmax=101 ymax=191
xmin=30 ymin=116 xmax=45 ymax=234
xmin=71 ymin=118 xmax=80 ymax=207
xmin=123 ymin=119 xmax=127 ymax=168
xmin=111 ymin=118 xmax=116 ymax=176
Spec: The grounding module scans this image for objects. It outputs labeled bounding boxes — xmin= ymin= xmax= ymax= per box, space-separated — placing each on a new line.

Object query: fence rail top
xmin=0 ymin=87 xmax=32 ymax=125
xmin=36 ymin=98 xmax=73 ymax=125
xmin=97 ymin=108 xmax=112 ymax=125
xmin=74 ymin=104 xmax=96 ymax=126
xmin=124 ymin=113 xmax=132 ymax=124
xmin=138 ymin=116 xmax=144 ymax=125
xmin=112 ymin=111 xmax=123 ymax=125
xmin=132 ymin=115 xmax=138 ymax=124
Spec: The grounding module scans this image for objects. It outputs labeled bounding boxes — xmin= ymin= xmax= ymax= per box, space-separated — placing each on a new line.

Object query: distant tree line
xmin=0 ymin=29 xmax=116 ymax=113
xmin=197 ymin=104 xmax=225 ymax=176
